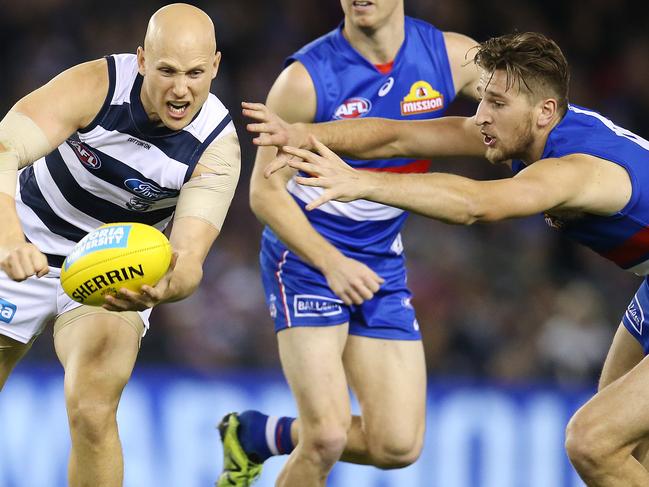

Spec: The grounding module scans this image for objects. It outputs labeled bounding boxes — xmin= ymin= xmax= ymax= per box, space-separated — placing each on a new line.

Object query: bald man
xmin=0 ymin=4 xmax=239 ymax=485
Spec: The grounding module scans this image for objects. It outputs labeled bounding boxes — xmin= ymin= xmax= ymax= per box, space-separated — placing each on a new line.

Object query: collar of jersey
xmin=334 ymin=20 xmax=407 ymax=75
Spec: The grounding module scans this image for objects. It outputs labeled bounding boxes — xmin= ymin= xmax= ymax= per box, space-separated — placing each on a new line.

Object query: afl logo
xmin=334 ymin=97 xmax=372 ymax=119
xmin=67 ymin=140 xmax=101 ymax=169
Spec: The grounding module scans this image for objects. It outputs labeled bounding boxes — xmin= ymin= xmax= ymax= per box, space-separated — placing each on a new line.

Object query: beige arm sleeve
xmin=0 ymin=111 xmax=53 ymax=196
xmin=174 ymin=130 xmax=241 ymax=230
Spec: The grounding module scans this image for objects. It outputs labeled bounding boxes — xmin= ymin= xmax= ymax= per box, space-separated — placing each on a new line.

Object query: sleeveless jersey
xmin=512 ymin=105 xmax=649 ymax=274
xmin=15 ymin=54 xmax=234 ymax=268
xmin=275 ymin=16 xmax=456 ymax=257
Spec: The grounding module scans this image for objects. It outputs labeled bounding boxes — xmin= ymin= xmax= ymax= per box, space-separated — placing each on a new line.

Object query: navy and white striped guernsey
xmin=15 ymin=54 xmax=235 ymax=268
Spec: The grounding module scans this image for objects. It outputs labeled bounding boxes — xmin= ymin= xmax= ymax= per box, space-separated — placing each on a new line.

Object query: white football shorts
xmin=0 ymin=267 xmax=151 ymax=344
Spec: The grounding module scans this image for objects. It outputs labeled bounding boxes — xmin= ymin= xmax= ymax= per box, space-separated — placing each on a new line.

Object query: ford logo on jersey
xmin=124 ymin=179 xmax=179 ymax=201
xmin=0 ymin=298 xmax=17 ymax=324
xmin=333 ymin=97 xmax=372 ymax=119
xmin=67 ymin=140 xmax=101 ymax=169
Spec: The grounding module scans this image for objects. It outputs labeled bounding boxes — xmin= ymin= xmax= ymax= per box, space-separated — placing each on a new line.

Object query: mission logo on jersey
xmin=334 ymin=97 xmax=372 ymax=119
xmin=400 ymin=81 xmax=444 ymax=115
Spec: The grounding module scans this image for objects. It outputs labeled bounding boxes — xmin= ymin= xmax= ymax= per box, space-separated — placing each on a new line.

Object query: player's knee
xmin=65 ymin=382 xmax=120 ymax=444
xmin=368 ymin=434 xmax=423 ymax=469
xmin=67 ymin=397 xmax=118 ymax=443
xmin=565 ymin=411 xmax=617 ymax=473
xmin=301 ymin=425 xmax=348 ymax=468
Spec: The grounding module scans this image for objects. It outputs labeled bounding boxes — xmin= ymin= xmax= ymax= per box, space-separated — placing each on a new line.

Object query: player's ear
xmin=136 ymin=46 xmax=146 ymax=76
xmin=537 ymin=98 xmax=557 ymax=128
xmin=211 ymin=51 xmax=221 ymax=80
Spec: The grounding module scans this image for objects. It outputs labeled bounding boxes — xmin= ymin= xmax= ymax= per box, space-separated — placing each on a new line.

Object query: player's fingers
xmin=289 ymin=161 xmax=320 ymax=175
xmin=304 ymin=192 xmax=335 ymax=211
xmin=354 ymin=283 xmax=374 ymax=301
xmin=264 ymin=160 xmax=288 ymax=178
xmin=253 ymin=133 xmax=284 ymax=147
xmin=346 ymin=288 xmax=365 ymax=305
xmin=294 ymin=176 xmax=325 ymax=187
xmin=102 ymin=295 xmax=130 ymax=311
xmin=241 ymin=101 xmax=267 ymax=111
xmin=282 ymin=145 xmax=322 ymax=163
xmin=246 ymin=122 xmax=273 ymax=134
xmin=335 ymin=290 xmax=353 ymax=306
xmin=242 ymin=109 xmax=267 ymax=122
xmin=310 ymin=136 xmax=338 ymax=159
xmin=264 ymin=153 xmax=295 ymax=178
xmin=364 ymin=277 xmax=382 ymax=293
xmin=33 ymin=252 xmax=49 ymax=278
xmin=241 ymin=102 xmax=268 ymax=119
xmin=4 ymin=257 xmax=28 ymax=281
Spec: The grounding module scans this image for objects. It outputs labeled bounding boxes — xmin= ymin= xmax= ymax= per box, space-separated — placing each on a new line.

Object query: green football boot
xmin=216 ymin=412 xmax=263 ymax=487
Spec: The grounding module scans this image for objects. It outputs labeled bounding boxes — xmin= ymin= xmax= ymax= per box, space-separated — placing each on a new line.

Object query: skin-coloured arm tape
xmin=0 ymin=111 xmax=53 ymax=196
xmin=174 ymin=130 xmax=241 ymax=230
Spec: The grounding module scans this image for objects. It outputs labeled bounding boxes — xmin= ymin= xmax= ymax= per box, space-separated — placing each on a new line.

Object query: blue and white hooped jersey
xmin=276 ymin=16 xmax=456 ymax=257
xmin=512 ymin=104 xmax=649 ymax=275
xmin=15 ymin=54 xmax=234 ymax=268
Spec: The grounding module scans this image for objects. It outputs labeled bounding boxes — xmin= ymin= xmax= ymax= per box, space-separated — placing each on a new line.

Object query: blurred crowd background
xmin=1 ymin=0 xmax=647 ymax=385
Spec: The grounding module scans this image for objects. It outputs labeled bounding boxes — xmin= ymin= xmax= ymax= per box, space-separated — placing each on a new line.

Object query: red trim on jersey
xmin=361 ymin=159 xmax=431 ymax=174
xmin=602 ymin=228 xmax=649 ymax=267
xmin=275 ymin=421 xmax=285 ymax=454
xmin=275 ymin=250 xmax=291 ymax=326
xmin=374 ymin=61 xmax=394 ymax=75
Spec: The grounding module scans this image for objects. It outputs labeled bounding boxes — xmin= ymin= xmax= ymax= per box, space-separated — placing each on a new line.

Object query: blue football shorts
xmin=622 ymin=276 xmax=649 ymax=354
xmin=259 ymin=233 xmax=421 ymax=341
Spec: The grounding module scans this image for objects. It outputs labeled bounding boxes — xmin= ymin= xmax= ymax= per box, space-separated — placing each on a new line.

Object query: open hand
xmin=283 ymin=137 xmax=372 ymax=210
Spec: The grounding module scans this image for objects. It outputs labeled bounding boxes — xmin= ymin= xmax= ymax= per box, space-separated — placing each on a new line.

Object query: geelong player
xmin=217 ymin=1 xmax=479 ymax=486
xmin=250 ymin=31 xmax=649 ymax=487
xmin=0 ymin=4 xmax=239 ymax=486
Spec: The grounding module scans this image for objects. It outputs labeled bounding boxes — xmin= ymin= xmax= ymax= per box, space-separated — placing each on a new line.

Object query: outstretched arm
xmin=282 ymin=141 xmax=628 ymax=225
xmin=243 ymin=102 xmax=487 ymax=177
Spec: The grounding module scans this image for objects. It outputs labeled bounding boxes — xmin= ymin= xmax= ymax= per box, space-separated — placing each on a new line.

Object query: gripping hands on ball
xmin=102 ymin=252 xmax=178 ymax=312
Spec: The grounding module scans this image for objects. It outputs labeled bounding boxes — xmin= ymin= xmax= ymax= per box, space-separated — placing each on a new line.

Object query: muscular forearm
xmin=302 ymin=118 xmax=404 ymax=160
xmin=302 ymin=116 xmax=485 ymax=160
xmin=164 ymin=254 xmax=203 ymax=302
xmin=362 ymin=171 xmax=486 ymax=225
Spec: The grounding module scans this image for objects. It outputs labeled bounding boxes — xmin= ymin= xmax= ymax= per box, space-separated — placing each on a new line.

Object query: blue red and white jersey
xmin=276 ymin=16 xmax=456 ymax=256
xmin=512 ymin=105 xmax=649 ymax=274
xmin=15 ymin=54 xmax=234 ymax=268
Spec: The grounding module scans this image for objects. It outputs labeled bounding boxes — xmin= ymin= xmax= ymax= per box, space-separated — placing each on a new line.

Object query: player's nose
xmin=172 ymin=76 xmax=189 ymax=97
xmin=474 ymin=99 xmax=491 ymax=125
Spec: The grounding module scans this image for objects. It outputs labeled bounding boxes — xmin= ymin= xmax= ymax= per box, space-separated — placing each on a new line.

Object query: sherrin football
xmin=60 ymin=222 xmax=172 ymax=306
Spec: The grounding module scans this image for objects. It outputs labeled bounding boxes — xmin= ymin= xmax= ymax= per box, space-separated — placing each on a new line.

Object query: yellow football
xmin=60 ymin=222 xmax=172 ymax=306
